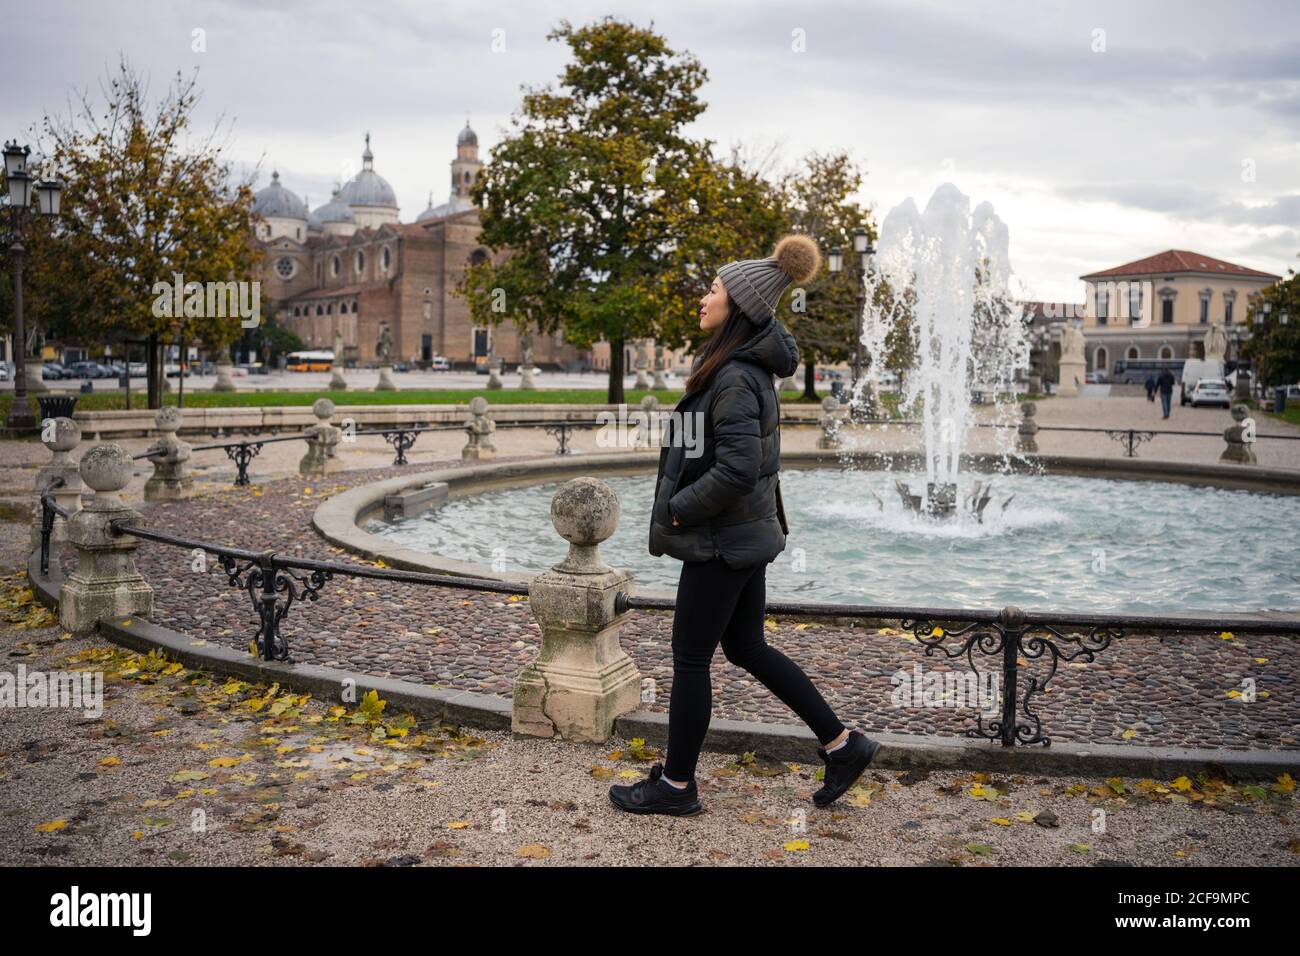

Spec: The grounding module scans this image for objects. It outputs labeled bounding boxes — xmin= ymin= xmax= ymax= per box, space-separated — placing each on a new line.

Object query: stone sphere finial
xmin=1231 ymin=403 xmax=1248 ymax=423
xmin=43 ymin=416 xmax=81 ymax=454
xmin=821 ymin=396 xmax=838 ymax=412
xmin=639 ymin=394 xmax=657 ymax=411
xmin=1021 ymin=401 xmax=1037 ymax=418
xmin=550 ymin=477 xmax=619 ymax=549
xmin=313 ymin=397 xmax=335 ymax=421
xmin=469 ymin=395 xmax=489 ymax=415
xmin=156 ymin=405 xmax=182 ymax=432
xmin=80 ymin=443 xmax=133 ymax=493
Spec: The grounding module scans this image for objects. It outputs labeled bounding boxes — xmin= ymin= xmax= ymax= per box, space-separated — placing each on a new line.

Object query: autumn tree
xmin=780 ymin=150 xmax=878 ymax=400
xmin=462 ymin=17 xmax=783 ymax=403
xmin=34 ymin=57 xmax=259 ymax=407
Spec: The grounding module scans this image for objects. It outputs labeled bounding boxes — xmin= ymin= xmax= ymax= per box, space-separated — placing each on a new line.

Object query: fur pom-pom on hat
xmin=717 ymin=232 xmax=823 ymax=325
xmin=772 ymin=234 xmax=820 ymax=285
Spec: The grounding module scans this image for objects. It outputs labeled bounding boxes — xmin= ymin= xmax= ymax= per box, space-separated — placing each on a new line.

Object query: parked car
xmin=1179 ymin=358 xmax=1224 ymax=405
xmin=1189 ymin=378 xmax=1232 ymax=408
xmin=42 ymin=362 xmax=69 ymax=380
xmin=392 ymin=361 xmax=411 ymax=373
xmin=430 ymin=356 xmax=451 ymax=371
xmin=0 ymin=364 xmax=9 ymax=382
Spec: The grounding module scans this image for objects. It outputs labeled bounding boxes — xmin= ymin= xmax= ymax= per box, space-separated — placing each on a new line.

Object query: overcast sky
xmin=6 ymin=0 xmax=1298 ymax=300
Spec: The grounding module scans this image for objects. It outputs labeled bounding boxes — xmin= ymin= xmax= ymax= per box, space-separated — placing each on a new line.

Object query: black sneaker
xmin=608 ymin=762 xmax=703 ymax=816
xmin=812 ymin=730 xmax=881 ymax=807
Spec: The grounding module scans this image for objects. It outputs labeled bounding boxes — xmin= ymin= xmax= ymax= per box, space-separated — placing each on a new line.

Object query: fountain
xmin=857 ymin=183 xmax=1031 ymax=521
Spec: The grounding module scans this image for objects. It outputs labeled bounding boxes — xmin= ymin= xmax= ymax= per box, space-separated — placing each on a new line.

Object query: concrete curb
xmin=26 ymin=549 xmax=1300 ymax=780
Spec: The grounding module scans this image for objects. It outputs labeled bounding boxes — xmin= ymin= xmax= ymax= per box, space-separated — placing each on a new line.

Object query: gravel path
xmin=2 ymin=540 xmax=1296 ymax=867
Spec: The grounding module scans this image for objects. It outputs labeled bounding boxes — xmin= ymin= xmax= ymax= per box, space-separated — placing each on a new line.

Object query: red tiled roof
xmin=1024 ymin=301 xmax=1085 ymax=320
xmin=1081 ymin=250 xmax=1280 ymax=281
xmin=289 ymin=285 xmax=364 ymax=302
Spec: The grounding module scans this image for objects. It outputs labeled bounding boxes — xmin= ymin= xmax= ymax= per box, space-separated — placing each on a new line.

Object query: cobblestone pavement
xmin=2 ymin=530 xmax=1297 ymax=867
xmin=2 ymin=394 xmax=1298 ymax=761
xmin=25 ymin=458 xmax=1295 ymax=755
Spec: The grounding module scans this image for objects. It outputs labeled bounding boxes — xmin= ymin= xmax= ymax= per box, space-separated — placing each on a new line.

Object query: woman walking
xmin=609 ymin=234 xmax=881 ymax=817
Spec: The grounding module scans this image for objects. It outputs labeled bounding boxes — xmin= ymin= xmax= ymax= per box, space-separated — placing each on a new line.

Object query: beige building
xmin=1078 ymin=250 xmax=1280 ymax=376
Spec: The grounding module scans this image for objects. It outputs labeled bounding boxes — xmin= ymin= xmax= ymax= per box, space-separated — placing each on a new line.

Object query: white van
xmin=1179 ymin=358 xmax=1224 ymax=405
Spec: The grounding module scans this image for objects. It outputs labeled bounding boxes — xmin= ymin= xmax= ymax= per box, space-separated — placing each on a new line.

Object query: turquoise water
xmin=369 ymin=467 xmax=1300 ymax=614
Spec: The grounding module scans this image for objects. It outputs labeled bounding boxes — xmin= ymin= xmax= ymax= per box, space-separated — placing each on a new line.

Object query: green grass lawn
xmin=2 ymin=387 xmax=861 ymax=416
xmin=0 ymin=388 xmax=1046 ymax=423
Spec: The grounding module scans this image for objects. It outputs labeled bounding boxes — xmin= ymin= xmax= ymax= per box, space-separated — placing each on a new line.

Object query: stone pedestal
xmin=634 ymin=395 xmax=659 ymax=449
xmin=375 ymin=365 xmax=397 ymax=391
xmin=144 ymin=405 xmax=195 ymax=501
xmin=652 ymin=345 xmax=667 ymax=391
xmin=25 ymin=361 xmax=49 ymax=394
xmin=1016 ymin=401 xmax=1039 ymax=453
xmin=486 ymin=359 xmax=503 ymax=390
xmin=329 ymin=367 xmax=348 ymax=390
xmin=299 ymin=398 xmax=342 ymax=476
xmin=513 ymin=477 xmax=642 ymax=742
xmin=519 ymin=363 xmax=536 ymax=390
xmin=634 ymin=339 xmax=649 ymax=390
xmin=31 ymin=417 xmax=83 ymax=549
xmin=1056 ymin=359 xmax=1085 ymax=397
xmin=462 ymin=395 xmax=497 ymax=459
xmin=816 ymin=396 xmax=843 ymax=450
xmin=60 ymin=443 xmax=153 ymax=634
xmin=212 ymin=360 xmax=237 ymax=392
xmin=1220 ymin=404 xmax=1257 ymax=465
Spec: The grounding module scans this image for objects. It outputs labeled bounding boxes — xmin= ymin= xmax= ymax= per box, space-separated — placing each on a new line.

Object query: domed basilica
xmin=252 ymin=122 xmax=583 ymax=370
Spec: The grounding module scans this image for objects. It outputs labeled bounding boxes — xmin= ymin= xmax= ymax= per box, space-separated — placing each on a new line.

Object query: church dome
xmin=419 ymin=194 xmax=475 ymax=221
xmin=313 ymin=188 xmax=356 ymax=224
xmin=338 ymin=134 xmax=398 ymax=210
xmin=457 ymin=121 xmax=478 ymax=147
xmin=252 ymin=171 xmax=308 ymax=220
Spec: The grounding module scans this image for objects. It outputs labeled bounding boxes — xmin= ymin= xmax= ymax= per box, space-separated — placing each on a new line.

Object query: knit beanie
xmin=717 ymin=234 xmax=821 ymax=325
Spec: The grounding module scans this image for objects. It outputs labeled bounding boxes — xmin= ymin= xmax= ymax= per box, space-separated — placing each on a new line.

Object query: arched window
xmin=326 ymin=304 xmax=333 ymax=315
xmin=355 ymin=250 xmax=365 ymax=274
xmin=470 ymin=248 xmax=488 ymax=266
xmin=381 ymin=246 xmax=391 ymax=272
xmin=331 ymin=255 xmax=340 ymax=277
xmin=293 ymin=306 xmax=300 ymax=317
xmin=1126 ymin=345 xmax=1140 ymax=360
xmin=1158 ymin=345 xmax=1173 ymax=360
xmin=1095 ymin=346 xmax=1108 ymax=375
xmin=316 ymin=305 xmax=324 ymax=316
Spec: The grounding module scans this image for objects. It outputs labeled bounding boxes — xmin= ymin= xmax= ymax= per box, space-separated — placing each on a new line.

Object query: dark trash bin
xmin=1275 ymin=386 xmax=1288 ymax=413
xmin=36 ymin=395 xmax=78 ymax=421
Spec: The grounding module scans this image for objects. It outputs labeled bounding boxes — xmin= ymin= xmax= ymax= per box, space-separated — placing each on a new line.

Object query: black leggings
xmin=663 ymin=556 xmax=846 ymax=782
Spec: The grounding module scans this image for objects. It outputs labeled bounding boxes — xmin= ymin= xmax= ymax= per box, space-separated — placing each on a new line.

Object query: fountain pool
xmin=367 ymin=466 xmax=1300 ymax=615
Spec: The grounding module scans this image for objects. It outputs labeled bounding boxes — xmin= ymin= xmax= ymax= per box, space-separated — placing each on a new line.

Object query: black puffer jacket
xmin=648 ymin=315 xmax=799 ymax=567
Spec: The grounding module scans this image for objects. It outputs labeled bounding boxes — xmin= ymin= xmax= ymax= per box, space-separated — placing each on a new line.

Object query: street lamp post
xmin=4 ymin=140 xmax=63 ymax=432
xmin=827 ymin=226 xmax=876 ymax=413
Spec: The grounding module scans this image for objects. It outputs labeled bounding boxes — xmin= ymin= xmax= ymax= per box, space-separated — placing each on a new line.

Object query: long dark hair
xmin=682 ymin=299 xmax=757 ymax=400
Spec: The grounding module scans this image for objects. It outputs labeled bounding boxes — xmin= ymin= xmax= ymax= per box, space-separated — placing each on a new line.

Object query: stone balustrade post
xmin=817 ymin=396 xmax=843 ymax=450
xmin=1220 ymin=403 xmax=1257 ymax=465
xmin=634 ymin=394 xmax=659 ymax=449
xmin=1017 ymin=401 xmax=1040 ymax=454
xmin=652 ymin=344 xmax=667 ymax=391
xmin=461 ymin=396 xmax=497 ymax=459
xmin=31 ymin=416 xmax=83 ymax=549
xmin=144 ymin=405 xmax=195 ymax=501
xmin=513 ymin=477 xmax=642 ymax=742
xmin=299 ymin=398 xmax=342 ymax=476
xmin=59 ymin=443 xmax=153 ymax=634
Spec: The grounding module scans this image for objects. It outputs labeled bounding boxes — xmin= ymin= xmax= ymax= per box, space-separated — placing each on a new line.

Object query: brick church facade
xmin=252 ymin=124 xmax=586 ymax=370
